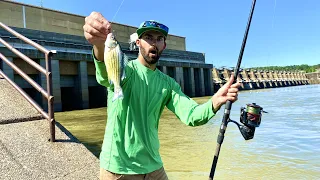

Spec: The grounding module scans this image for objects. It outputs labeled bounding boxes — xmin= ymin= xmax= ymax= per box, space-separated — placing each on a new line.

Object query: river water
xmin=56 ymin=84 xmax=320 ymax=180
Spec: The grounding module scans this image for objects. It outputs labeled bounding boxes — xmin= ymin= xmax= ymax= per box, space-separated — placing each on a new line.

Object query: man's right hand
xmin=83 ymin=12 xmax=111 ymax=61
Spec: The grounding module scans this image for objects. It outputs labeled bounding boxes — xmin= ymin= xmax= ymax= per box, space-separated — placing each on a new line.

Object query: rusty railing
xmin=0 ymin=22 xmax=56 ymax=142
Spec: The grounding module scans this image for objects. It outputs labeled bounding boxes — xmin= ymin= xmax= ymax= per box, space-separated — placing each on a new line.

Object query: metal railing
xmin=0 ymin=22 xmax=56 ymax=142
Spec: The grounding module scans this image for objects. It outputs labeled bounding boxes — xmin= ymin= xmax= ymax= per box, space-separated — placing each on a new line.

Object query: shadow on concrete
xmin=54 ymin=121 xmax=82 ymax=144
xmin=0 ymin=115 xmax=44 ymax=125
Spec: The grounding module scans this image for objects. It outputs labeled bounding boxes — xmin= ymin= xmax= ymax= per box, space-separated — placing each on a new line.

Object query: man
xmin=83 ymin=12 xmax=241 ymax=180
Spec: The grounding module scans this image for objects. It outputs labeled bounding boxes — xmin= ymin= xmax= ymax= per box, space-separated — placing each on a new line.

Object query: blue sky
xmin=14 ymin=0 xmax=320 ymax=68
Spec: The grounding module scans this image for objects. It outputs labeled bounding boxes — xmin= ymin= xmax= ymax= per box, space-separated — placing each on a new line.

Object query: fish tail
xmin=112 ymin=86 xmax=124 ymax=102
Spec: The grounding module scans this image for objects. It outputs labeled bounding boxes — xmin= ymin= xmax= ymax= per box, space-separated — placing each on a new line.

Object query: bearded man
xmin=83 ymin=12 xmax=240 ymax=180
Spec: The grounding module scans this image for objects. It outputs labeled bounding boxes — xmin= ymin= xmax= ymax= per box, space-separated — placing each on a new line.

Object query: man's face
xmin=136 ymin=30 xmax=166 ymax=65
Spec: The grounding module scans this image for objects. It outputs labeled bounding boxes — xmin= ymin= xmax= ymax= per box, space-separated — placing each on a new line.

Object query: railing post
xmin=46 ymin=52 xmax=55 ymax=142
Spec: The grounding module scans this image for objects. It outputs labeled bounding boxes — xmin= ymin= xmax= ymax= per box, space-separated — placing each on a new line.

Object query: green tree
xmin=245 ymin=64 xmax=318 ymax=73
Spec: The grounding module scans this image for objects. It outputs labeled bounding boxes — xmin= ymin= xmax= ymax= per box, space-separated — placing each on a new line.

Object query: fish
xmin=104 ymin=32 xmax=128 ymax=102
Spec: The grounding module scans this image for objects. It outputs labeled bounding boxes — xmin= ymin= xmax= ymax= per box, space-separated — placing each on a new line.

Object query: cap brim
xmin=137 ymin=27 xmax=168 ymax=38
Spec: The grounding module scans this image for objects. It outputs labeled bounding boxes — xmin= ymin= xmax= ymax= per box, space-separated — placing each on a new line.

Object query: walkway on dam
xmin=0 ymin=75 xmax=99 ymax=179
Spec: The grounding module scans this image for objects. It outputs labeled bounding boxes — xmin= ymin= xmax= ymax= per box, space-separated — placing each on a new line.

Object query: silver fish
xmin=104 ymin=32 xmax=128 ymax=102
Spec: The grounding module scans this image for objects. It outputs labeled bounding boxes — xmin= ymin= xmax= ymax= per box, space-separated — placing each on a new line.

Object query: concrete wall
xmin=306 ymin=72 xmax=320 ymax=84
xmin=13 ymin=58 xmax=38 ymax=74
xmin=0 ymin=1 xmax=24 ymax=28
xmin=0 ymin=0 xmax=186 ymax=51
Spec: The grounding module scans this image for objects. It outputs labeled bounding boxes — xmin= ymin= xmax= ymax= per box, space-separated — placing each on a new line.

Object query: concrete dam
xmin=212 ymin=68 xmax=310 ymax=91
xmin=0 ymin=0 xmax=315 ymax=113
xmin=0 ymin=1 xmax=317 ymax=179
xmin=0 ymin=0 xmax=214 ymax=112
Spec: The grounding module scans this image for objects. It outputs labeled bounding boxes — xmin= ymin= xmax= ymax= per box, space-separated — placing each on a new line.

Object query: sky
xmin=13 ymin=0 xmax=320 ymax=68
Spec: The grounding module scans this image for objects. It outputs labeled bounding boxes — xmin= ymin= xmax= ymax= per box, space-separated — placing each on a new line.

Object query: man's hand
xmin=83 ymin=12 xmax=111 ymax=61
xmin=211 ymin=75 xmax=241 ymax=113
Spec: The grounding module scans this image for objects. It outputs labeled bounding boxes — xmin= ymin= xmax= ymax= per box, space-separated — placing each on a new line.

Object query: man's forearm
xmin=211 ymin=97 xmax=222 ymax=114
xmin=93 ymin=45 xmax=105 ymax=62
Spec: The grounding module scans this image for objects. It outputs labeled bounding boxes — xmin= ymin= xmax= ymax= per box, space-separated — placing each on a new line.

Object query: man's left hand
xmin=211 ymin=75 xmax=241 ymax=113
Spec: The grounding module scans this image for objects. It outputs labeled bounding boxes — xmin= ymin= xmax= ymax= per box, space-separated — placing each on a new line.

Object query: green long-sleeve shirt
xmin=94 ymin=57 xmax=216 ymax=174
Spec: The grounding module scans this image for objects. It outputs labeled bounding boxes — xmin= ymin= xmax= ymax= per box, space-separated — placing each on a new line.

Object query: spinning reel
xmin=229 ymin=103 xmax=267 ymax=140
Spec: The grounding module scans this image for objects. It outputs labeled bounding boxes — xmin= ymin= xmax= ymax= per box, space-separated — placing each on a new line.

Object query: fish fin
xmin=116 ymin=45 xmax=122 ymax=59
xmin=112 ymin=87 xmax=124 ymax=102
xmin=121 ymin=70 xmax=126 ymax=81
xmin=120 ymin=52 xmax=129 ymax=81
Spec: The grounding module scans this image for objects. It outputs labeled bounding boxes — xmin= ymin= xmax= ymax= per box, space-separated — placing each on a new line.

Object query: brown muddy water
xmin=55 ymin=85 xmax=320 ymax=180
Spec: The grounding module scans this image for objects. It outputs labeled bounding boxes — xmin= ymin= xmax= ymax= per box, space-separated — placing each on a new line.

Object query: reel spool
xmin=240 ymin=103 xmax=263 ymax=128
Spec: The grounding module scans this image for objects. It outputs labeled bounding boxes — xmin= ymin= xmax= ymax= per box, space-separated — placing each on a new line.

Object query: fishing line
xmin=271 ymin=0 xmax=277 ymax=29
xmin=267 ymin=0 xmax=277 ymax=67
xmin=111 ymin=0 xmax=126 ymax=22
xmin=254 ymin=0 xmax=277 ymax=102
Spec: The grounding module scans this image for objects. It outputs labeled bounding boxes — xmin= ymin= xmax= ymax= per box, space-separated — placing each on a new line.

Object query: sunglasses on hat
xmin=141 ymin=21 xmax=169 ymax=33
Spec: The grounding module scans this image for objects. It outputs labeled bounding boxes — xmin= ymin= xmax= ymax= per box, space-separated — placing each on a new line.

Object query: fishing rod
xmin=208 ymin=0 xmax=267 ymax=179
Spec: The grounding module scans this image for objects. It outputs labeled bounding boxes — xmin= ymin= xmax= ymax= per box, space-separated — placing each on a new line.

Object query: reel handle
xmin=229 ymin=119 xmax=256 ymax=140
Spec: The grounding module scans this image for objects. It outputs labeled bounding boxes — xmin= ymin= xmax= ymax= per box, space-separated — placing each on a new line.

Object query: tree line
xmin=246 ymin=64 xmax=320 ymax=73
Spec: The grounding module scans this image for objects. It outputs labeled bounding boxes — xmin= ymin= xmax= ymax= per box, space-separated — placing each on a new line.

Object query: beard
xmin=140 ymin=45 xmax=163 ymax=65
